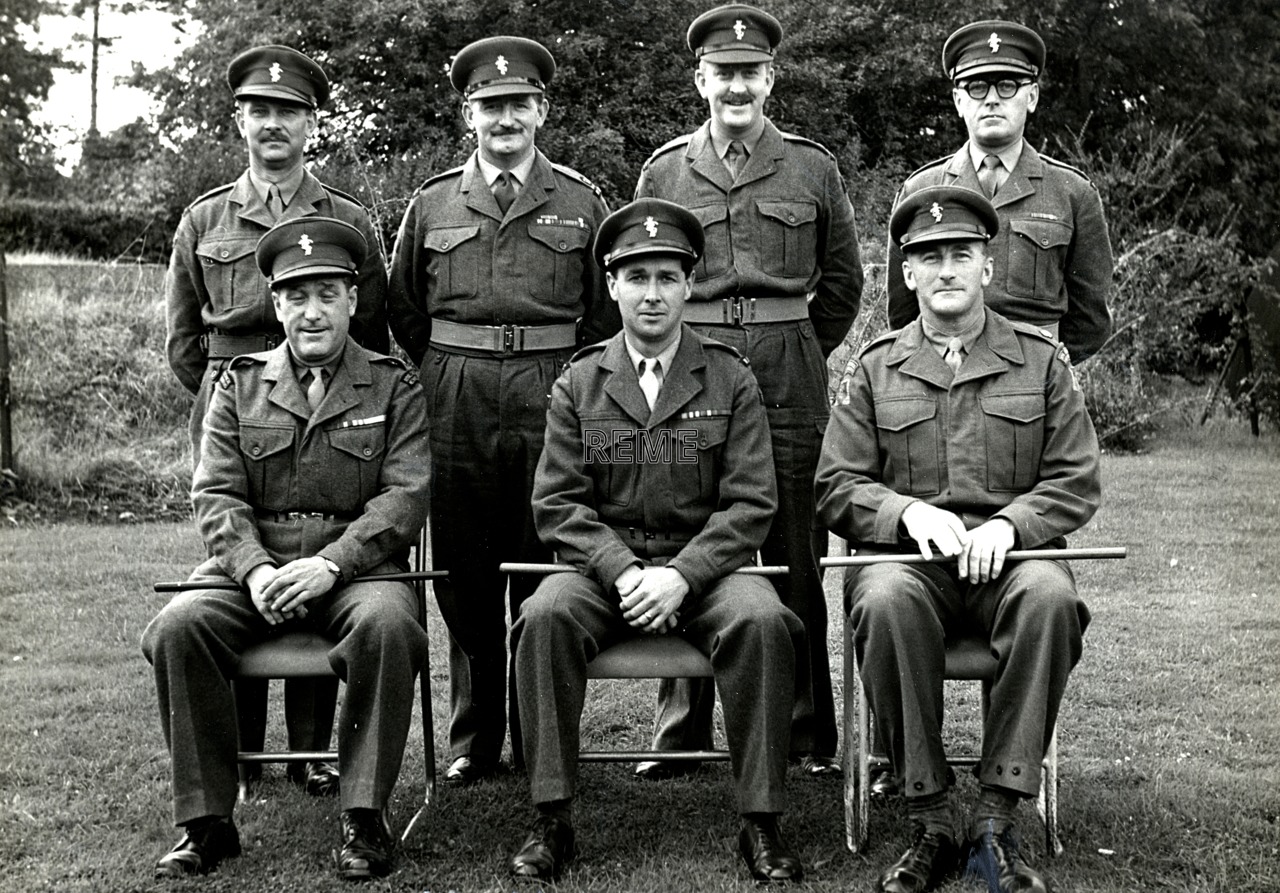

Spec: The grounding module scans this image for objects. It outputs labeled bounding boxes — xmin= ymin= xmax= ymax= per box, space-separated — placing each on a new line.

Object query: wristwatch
xmin=321 ymin=557 xmax=343 ymax=584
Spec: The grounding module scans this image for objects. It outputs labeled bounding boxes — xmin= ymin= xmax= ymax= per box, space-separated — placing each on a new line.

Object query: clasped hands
xmin=901 ymin=501 xmax=1016 ymax=583
xmin=246 ymin=557 xmax=340 ymax=624
xmin=616 ymin=564 xmax=689 ymax=634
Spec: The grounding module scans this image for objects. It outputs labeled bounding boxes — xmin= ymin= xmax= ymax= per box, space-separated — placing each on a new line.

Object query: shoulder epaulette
xmin=1039 ymin=154 xmax=1093 ymax=182
xmin=414 ymin=164 xmax=468 ymax=195
xmin=569 ymin=341 xmax=608 ymax=364
xmin=550 ymin=162 xmax=604 ymax=200
xmin=702 ymin=338 xmax=750 ymax=366
xmin=369 ymin=353 xmax=409 ymax=369
xmin=228 ymin=353 xmax=267 ymax=367
xmin=859 ymin=329 xmax=900 ymax=357
xmin=643 ymin=133 xmax=695 ymax=167
xmin=905 ymin=154 xmax=953 ymax=181
xmin=777 ymin=129 xmax=837 ymax=162
xmin=185 ymin=181 xmax=235 ymax=214
xmin=321 ymin=182 xmax=368 ymax=209
xmin=1008 ymin=319 xmax=1060 ymax=344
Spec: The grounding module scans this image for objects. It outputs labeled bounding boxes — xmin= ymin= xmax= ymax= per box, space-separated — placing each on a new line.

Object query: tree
xmin=0 ymin=0 xmax=67 ymax=194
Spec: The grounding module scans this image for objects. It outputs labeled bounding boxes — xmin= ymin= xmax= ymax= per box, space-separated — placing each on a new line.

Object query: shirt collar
xmin=921 ymin=314 xmax=985 ymax=357
xmin=710 ymin=124 xmax=764 ymax=161
xmin=476 ymin=151 xmax=537 ymax=189
xmin=248 ymin=166 xmax=305 ymax=207
xmin=968 ymin=139 xmax=1024 ymax=177
xmin=623 ymin=330 xmax=682 ymax=378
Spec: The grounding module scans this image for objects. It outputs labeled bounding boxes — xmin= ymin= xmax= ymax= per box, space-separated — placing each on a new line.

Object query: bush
xmin=0 ymin=199 xmax=169 ymax=263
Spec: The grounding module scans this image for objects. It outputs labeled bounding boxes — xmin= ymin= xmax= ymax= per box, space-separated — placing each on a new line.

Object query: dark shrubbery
xmin=0 ymin=199 xmax=170 ymax=263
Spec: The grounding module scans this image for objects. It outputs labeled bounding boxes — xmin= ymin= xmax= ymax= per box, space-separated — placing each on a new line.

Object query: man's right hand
xmin=246 ymin=563 xmax=309 ymax=625
xmin=900 ymin=501 xmax=968 ymax=560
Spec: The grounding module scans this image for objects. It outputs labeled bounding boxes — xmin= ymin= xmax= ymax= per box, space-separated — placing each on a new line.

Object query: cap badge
xmin=733 ymin=19 xmax=747 ymax=40
xmin=269 ymin=61 xmax=283 ymax=83
xmin=988 ymin=32 xmax=1001 ymax=53
xmin=299 ymin=234 xmax=314 ymax=255
xmin=495 ymin=55 xmax=509 ymax=75
xmin=930 ymin=202 xmax=943 ymax=222
xmin=644 ymin=216 xmax=659 ymax=238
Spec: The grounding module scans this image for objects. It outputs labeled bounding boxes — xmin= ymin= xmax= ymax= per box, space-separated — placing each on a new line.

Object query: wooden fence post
xmin=0 ymin=252 xmax=11 ymax=470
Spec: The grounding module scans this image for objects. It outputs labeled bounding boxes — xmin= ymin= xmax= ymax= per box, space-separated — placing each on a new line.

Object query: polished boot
xmin=335 ymin=808 xmax=393 ymax=880
xmin=287 ymin=760 xmax=341 ymax=797
xmin=738 ymin=814 xmax=804 ymax=883
xmin=510 ymin=815 xmax=575 ymax=880
xmin=963 ymin=820 xmax=1048 ymax=893
xmin=155 ymin=816 xmax=241 ymax=878
xmin=877 ymin=826 xmax=959 ymax=892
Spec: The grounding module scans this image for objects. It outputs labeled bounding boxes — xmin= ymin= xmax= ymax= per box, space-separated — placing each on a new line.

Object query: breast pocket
xmin=239 ymin=423 xmax=295 ymax=505
xmin=1007 ymin=219 xmax=1072 ymax=301
xmin=757 ymin=199 xmax=818 ymax=278
xmin=196 ymin=235 xmax=262 ymax=312
xmin=581 ymin=420 xmax=639 ymax=509
xmin=326 ymin=425 xmax=387 ymax=507
xmin=689 ymin=203 xmax=730 ymax=282
xmin=980 ymin=393 xmax=1046 ymax=492
xmin=526 ymin=224 xmax=591 ymax=307
xmin=671 ymin=419 xmax=729 ymax=508
xmin=424 ymin=224 xmax=483 ymax=299
xmin=874 ymin=397 xmax=940 ymax=496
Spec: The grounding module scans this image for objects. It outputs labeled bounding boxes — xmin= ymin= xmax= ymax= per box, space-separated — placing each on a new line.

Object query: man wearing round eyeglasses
xmin=886 ymin=20 xmax=1114 ymax=365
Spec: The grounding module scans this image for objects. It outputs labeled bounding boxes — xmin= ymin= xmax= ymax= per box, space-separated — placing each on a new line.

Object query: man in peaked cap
xmin=634 ymin=1 xmax=863 ymax=782
xmin=163 ymin=45 xmax=391 ymax=797
xmin=144 ymin=217 xmax=430 ymax=881
xmin=388 ymin=36 xmax=616 ymax=787
xmin=510 ymin=198 xmax=805 ymax=882
xmin=886 ymin=20 xmax=1114 ymax=366
xmin=816 ymin=186 xmax=1101 ymax=893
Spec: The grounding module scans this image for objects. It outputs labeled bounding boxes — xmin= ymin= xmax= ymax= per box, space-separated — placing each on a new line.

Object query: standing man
xmin=816 ymin=186 xmax=1101 ymax=893
xmin=164 ymin=44 xmax=390 ymax=797
xmin=634 ymin=3 xmax=863 ymax=776
xmin=510 ymin=198 xmax=804 ymax=883
xmin=144 ymin=217 xmax=429 ymax=881
xmin=388 ymin=37 xmax=615 ymax=785
xmin=886 ymin=20 xmax=1113 ymax=364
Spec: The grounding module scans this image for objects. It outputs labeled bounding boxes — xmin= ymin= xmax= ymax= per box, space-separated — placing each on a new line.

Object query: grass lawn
xmin=1 ymin=425 xmax=1277 ymax=892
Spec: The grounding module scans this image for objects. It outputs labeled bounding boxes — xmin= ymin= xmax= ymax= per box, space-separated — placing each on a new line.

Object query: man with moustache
xmin=510 ymin=198 xmax=805 ymax=883
xmin=388 ymin=36 xmax=615 ymax=786
xmin=633 ymin=2 xmax=863 ymax=779
xmin=885 ymin=21 xmax=1113 ymax=365
xmin=164 ymin=44 xmax=390 ymax=798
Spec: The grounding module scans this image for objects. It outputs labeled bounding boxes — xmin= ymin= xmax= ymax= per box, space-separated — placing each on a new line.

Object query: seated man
xmin=510 ymin=198 xmax=806 ymax=883
xmin=142 ymin=217 xmax=430 ymax=881
xmin=815 ymin=186 xmax=1101 ymax=893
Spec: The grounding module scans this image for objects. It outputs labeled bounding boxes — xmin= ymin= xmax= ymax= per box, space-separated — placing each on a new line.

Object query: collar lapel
xmin=887 ymin=323 xmax=954 ymax=390
xmin=462 ymin=155 xmax=505 ymax=223
xmin=281 ymin=171 xmax=324 ymax=219
xmin=733 ymin=119 xmax=783 ymax=189
xmin=991 ymin=143 xmax=1042 ymax=209
xmin=646 ymin=330 xmax=705 ymax=428
xmin=501 ymin=151 xmax=552 ymax=227
xmin=264 ymin=345 xmax=312 ymax=421
xmin=305 ymin=340 xmax=370 ymax=433
xmin=232 ymin=171 xmax=275 ymax=229
xmin=687 ymin=123 xmax=733 ymax=193
xmin=600 ymin=336 xmax=653 ymax=426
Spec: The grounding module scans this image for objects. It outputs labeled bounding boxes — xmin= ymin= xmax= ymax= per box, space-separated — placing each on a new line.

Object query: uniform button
xmin=1041 ymin=237 xmax=1050 ymax=246
xmin=996 ymin=765 xmax=1004 ymax=775
xmin=788 ymin=213 xmax=797 ymax=222
xmin=558 ymin=240 xmax=568 ymax=250
xmin=441 ymin=240 xmax=450 ymax=248
xmin=251 ymin=445 xmax=262 ymax=456
xmin=913 ymin=781 xmax=924 ymax=792
xmin=362 ymin=447 xmax=372 ymax=456
xmin=220 ymin=249 xmax=229 ymax=258
xmin=1012 ymin=767 xmax=1022 ymax=776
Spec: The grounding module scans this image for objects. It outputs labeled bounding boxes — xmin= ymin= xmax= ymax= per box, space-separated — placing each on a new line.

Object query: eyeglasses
xmin=957 ymin=79 xmax=1034 ymax=100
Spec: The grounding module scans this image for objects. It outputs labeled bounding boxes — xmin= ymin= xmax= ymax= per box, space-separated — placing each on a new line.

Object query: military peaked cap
xmin=227 ymin=45 xmax=330 ymax=109
xmin=256 ymin=217 xmax=367 ymax=287
xmin=687 ymin=4 xmax=782 ymax=64
xmin=450 ymin=36 xmax=555 ymax=99
xmin=890 ymin=185 xmax=999 ymax=250
xmin=594 ymin=198 xmax=704 ymax=271
xmin=943 ymin=20 xmax=1045 ymax=81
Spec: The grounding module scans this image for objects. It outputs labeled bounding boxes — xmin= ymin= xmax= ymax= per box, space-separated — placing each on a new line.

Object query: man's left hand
xmin=958 ymin=519 xmax=1016 ymax=583
xmin=261 ymin=556 xmax=340 ymax=615
xmin=619 ymin=566 xmax=689 ymax=634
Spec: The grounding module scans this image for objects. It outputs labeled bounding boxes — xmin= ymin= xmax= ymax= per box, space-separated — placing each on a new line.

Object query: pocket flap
xmin=425 ymin=225 xmax=482 ymax=253
xmin=328 ymin=426 xmax=386 ymax=461
xmin=527 ymin=224 xmax=590 ymax=253
xmin=689 ymin=203 xmax=729 ymax=227
xmin=757 ymin=199 xmax=818 ymax=227
xmin=1010 ymin=218 xmax=1071 ymax=250
xmin=689 ymin=418 xmax=730 ymax=449
xmin=239 ymin=424 xmax=294 ymax=460
xmin=981 ymin=393 xmax=1046 ymax=424
xmin=875 ymin=398 xmax=936 ymax=432
xmin=197 ymin=235 xmax=257 ymax=265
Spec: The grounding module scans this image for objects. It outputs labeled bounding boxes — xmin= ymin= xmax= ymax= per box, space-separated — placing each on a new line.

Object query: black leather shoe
xmin=738 ymin=815 xmax=804 ymax=883
xmin=510 ymin=815 xmax=575 ymax=880
xmin=796 ymin=753 xmax=842 ymax=777
xmin=634 ymin=759 xmax=701 ymax=780
xmin=877 ymin=827 xmax=959 ymax=893
xmin=155 ymin=816 xmax=241 ymax=878
xmin=334 ymin=808 xmax=393 ymax=880
xmin=963 ymin=820 xmax=1048 ymax=893
xmin=287 ymin=760 xmax=341 ymax=797
xmin=870 ymin=765 xmax=899 ymax=802
xmin=445 ymin=755 xmax=498 ymax=786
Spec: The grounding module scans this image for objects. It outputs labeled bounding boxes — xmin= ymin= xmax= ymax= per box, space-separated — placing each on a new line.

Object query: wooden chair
xmin=824 ymin=545 xmax=1125 ymax=857
xmin=155 ymin=529 xmax=445 ymax=842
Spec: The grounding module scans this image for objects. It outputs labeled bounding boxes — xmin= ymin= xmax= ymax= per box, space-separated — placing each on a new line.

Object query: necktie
xmin=303 ymin=368 xmax=327 ymax=413
xmin=638 ymin=359 xmax=662 ymax=412
xmin=726 ymin=140 xmax=747 ymax=179
xmin=267 ymin=184 xmax=285 ymax=219
xmin=493 ymin=171 xmax=517 ymax=215
xmin=978 ymin=154 xmax=1003 ymax=199
xmin=944 ymin=337 xmax=965 ymax=375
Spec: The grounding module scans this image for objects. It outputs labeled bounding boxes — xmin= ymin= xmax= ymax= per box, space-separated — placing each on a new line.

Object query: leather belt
xmin=430 ymin=319 xmax=577 ymax=353
xmin=682 ymin=295 xmax=809 ymax=326
xmin=204 ymin=332 xmax=282 ymax=358
xmin=610 ymin=526 xmax=695 ymax=546
xmin=254 ymin=510 xmax=354 ymax=523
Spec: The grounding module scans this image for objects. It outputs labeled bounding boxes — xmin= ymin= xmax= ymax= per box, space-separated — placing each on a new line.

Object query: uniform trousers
xmin=141 ymin=558 xmax=428 ymax=825
xmin=845 ymin=558 xmax=1089 ymax=799
xmin=187 ymin=361 xmax=340 ymax=762
xmin=653 ymin=319 xmax=836 ymax=757
xmin=515 ymin=571 xmax=803 ymax=814
xmin=423 ymin=344 xmax=573 ymax=768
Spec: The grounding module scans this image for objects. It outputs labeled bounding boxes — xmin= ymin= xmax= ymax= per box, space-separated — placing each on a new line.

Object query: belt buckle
xmin=265 ymin=334 xmax=281 ymax=350
xmin=285 ymin=511 xmax=325 ymax=522
xmin=500 ymin=324 xmax=519 ymax=353
xmin=726 ymin=296 xmax=753 ymax=325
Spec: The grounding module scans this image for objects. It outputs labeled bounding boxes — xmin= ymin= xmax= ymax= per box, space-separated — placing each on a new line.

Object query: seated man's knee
xmin=845 ymin=564 xmax=924 ymax=624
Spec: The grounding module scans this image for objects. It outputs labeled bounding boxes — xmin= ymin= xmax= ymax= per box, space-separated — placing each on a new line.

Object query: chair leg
xmin=401 ymin=528 xmax=436 ymax=844
xmin=844 ymin=614 xmax=870 ymax=854
xmin=1039 ymin=725 xmax=1062 ymax=857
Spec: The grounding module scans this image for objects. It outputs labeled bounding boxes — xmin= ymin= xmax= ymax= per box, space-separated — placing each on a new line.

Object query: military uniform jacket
xmin=886 ymin=143 xmax=1114 ymax=363
xmin=387 ymin=149 xmax=615 ymax=365
xmin=193 ymin=337 xmax=430 ymax=584
xmin=815 ymin=309 xmax=1101 ymax=551
xmin=532 ymin=325 xmax=777 ymax=599
xmin=635 ymin=119 xmax=864 ymax=357
xmin=165 ymin=170 xmax=390 ymax=393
